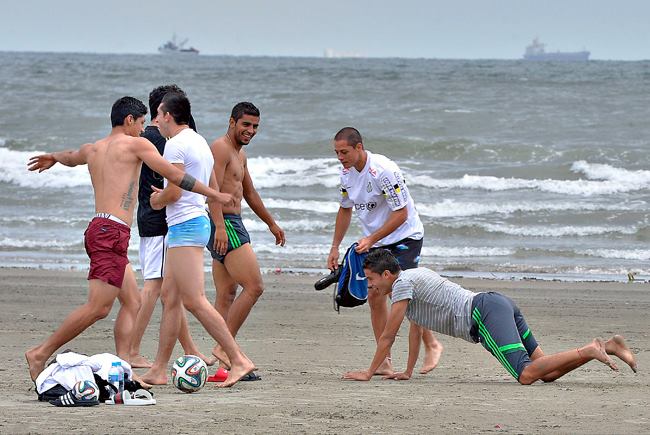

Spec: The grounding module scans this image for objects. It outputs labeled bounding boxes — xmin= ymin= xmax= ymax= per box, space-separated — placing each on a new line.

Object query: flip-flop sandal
xmin=106 ymin=389 xmax=156 ymax=405
xmin=241 ymin=371 xmax=262 ymax=381
xmin=207 ymin=367 xmax=229 ymax=383
xmin=207 ymin=368 xmax=262 ymax=382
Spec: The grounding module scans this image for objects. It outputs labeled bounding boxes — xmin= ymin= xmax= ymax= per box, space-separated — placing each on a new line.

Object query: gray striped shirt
xmin=391 ymin=268 xmax=476 ymax=343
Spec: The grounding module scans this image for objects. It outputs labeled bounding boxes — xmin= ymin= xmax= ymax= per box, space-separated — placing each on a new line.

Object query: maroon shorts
xmin=84 ymin=217 xmax=131 ymax=288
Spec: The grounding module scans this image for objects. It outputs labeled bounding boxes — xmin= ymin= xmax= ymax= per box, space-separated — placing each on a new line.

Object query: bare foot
xmin=25 ymin=348 xmax=46 ymax=382
xmin=130 ymin=372 xmax=153 ymax=389
xmin=140 ymin=367 xmax=169 ymax=385
xmin=373 ymin=357 xmax=394 ymax=376
xmin=605 ymin=335 xmax=637 ymax=373
xmin=129 ymin=354 xmax=153 ymax=369
xmin=217 ymin=358 xmax=256 ymax=388
xmin=420 ymin=342 xmax=444 ymax=374
xmin=581 ymin=338 xmax=618 ymax=371
xmin=193 ymin=351 xmax=217 ymax=367
xmin=211 ymin=345 xmax=231 ymax=369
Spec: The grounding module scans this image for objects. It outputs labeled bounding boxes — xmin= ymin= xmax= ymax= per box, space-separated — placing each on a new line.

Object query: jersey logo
xmin=355 ymin=273 xmax=367 ymax=281
xmin=366 ymin=182 xmax=372 ymax=192
xmin=368 ymin=167 xmax=377 ymax=177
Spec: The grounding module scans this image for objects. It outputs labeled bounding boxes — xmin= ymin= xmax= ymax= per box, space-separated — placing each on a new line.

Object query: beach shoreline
xmin=2 ymin=267 xmax=648 ymax=433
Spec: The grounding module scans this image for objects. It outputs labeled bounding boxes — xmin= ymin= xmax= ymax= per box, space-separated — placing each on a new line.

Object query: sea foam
xmin=0 ymin=146 xmax=90 ymax=189
xmin=409 ymin=161 xmax=650 ymax=196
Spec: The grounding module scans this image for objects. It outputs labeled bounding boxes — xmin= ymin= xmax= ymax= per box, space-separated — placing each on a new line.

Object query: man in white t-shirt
xmin=327 ymin=127 xmax=443 ymax=376
xmin=140 ymin=92 xmax=255 ymax=388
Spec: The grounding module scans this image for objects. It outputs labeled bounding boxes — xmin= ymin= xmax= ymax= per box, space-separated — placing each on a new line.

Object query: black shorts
xmin=470 ymin=292 xmax=539 ymax=380
xmin=206 ymin=214 xmax=251 ymax=263
xmin=373 ymin=237 xmax=423 ymax=270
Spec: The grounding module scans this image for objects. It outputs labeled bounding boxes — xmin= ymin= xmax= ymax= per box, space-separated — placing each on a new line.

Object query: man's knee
xmin=91 ymin=302 xmax=114 ymax=320
xmin=517 ymin=368 xmax=536 ymax=385
xmin=243 ymin=281 xmax=264 ymax=300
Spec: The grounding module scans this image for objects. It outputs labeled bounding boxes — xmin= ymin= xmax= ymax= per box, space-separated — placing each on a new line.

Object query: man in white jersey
xmin=140 ymin=92 xmax=255 ymax=388
xmin=327 ymin=127 xmax=442 ymax=375
xmin=343 ymin=250 xmax=638 ymax=384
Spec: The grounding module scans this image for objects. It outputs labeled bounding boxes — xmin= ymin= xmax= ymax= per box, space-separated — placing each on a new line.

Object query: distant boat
xmin=523 ymin=38 xmax=589 ymax=61
xmin=158 ymin=34 xmax=199 ymax=55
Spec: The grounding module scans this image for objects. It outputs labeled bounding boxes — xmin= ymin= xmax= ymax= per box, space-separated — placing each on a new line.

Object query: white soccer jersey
xmin=339 ymin=151 xmax=423 ymax=246
xmin=163 ymin=128 xmax=213 ymax=227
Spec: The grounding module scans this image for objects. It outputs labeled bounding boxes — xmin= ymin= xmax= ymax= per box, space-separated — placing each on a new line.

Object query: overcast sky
xmin=2 ymin=0 xmax=648 ymax=60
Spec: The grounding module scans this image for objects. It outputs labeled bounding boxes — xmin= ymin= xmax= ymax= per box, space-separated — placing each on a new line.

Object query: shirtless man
xmin=25 ymin=96 xmax=229 ymax=382
xmin=140 ymin=93 xmax=255 ymax=387
xmin=206 ymin=102 xmax=285 ymax=370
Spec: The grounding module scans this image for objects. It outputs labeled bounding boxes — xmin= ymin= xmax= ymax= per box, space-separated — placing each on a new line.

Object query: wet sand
xmin=1 ymin=268 xmax=648 ymax=433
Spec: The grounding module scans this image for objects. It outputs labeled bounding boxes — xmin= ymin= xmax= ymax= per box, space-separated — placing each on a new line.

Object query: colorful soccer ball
xmin=72 ymin=380 xmax=100 ymax=403
xmin=171 ymin=355 xmax=207 ymax=393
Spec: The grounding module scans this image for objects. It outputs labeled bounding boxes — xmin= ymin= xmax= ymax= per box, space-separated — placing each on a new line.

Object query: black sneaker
xmin=314 ymin=268 xmax=341 ymax=291
xmin=49 ymin=380 xmax=100 ymax=407
xmin=50 ymin=390 xmax=100 ymax=407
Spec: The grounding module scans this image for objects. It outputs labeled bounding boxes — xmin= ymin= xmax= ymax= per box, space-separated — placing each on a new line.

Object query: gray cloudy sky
xmin=2 ymin=0 xmax=649 ymax=59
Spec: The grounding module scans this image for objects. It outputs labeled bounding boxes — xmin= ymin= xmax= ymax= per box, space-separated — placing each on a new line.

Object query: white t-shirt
xmin=162 ymin=128 xmax=214 ymax=227
xmin=339 ymin=150 xmax=423 ymax=246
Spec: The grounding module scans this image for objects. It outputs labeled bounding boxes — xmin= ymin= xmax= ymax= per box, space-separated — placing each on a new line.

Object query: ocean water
xmin=1 ymin=52 xmax=649 ymax=280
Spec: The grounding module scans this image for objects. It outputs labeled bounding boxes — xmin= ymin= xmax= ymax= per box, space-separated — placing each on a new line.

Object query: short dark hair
xmin=334 ymin=127 xmax=363 ymax=147
xmin=363 ymin=249 xmax=401 ymax=275
xmin=149 ymin=84 xmax=185 ymax=121
xmin=160 ymin=92 xmax=191 ymax=125
xmin=110 ymin=96 xmax=147 ymax=127
xmin=231 ymin=102 xmax=260 ymax=122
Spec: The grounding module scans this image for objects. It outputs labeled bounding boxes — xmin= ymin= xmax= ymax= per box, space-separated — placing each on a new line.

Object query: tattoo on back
xmin=179 ymin=174 xmax=196 ymax=191
xmin=121 ymin=182 xmax=136 ymax=211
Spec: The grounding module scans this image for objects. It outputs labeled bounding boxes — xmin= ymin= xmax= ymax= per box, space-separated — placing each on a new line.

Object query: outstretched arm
xmin=242 ymin=164 xmax=285 ymax=246
xmin=133 ymin=138 xmax=232 ymax=205
xmin=343 ymin=299 xmax=408 ymax=381
xmin=27 ymin=144 xmax=91 ymax=172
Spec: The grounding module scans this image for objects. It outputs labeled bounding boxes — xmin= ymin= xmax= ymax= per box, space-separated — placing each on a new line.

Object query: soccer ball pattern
xmin=171 ymin=355 xmax=207 ymax=393
xmin=72 ymin=380 xmax=100 ymax=402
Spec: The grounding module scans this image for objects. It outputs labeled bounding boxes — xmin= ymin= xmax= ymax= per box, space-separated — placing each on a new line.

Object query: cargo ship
xmin=523 ymin=38 xmax=589 ymax=61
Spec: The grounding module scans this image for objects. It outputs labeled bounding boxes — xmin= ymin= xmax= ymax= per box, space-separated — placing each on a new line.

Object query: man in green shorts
xmin=206 ymin=102 xmax=285 ymax=376
xmin=343 ymin=249 xmax=638 ymax=384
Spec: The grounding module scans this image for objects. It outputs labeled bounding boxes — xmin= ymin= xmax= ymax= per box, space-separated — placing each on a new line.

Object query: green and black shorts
xmin=206 ymin=214 xmax=251 ymax=263
xmin=470 ymin=292 xmax=539 ymax=381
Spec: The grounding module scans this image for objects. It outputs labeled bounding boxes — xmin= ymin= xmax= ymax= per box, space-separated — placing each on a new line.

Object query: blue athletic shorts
xmin=470 ymin=292 xmax=539 ymax=381
xmin=167 ymin=215 xmax=211 ymax=248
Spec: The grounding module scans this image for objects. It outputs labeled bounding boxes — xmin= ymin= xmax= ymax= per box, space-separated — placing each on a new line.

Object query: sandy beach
xmin=1 ymin=267 xmax=648 ymax=434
